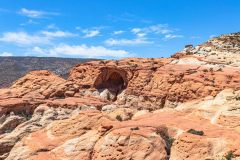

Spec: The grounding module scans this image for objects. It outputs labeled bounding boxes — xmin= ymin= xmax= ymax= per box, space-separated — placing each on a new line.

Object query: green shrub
xmin=116 ymin=115 xmax=123 ymax=121
xmin=99 ymin=60 xmax=106 ymax=64
xmin=167 ymin=137 xmax=175 ymax=147
xmin=203 ymin=69 xmax=208 ymax=72
xmin=236 ymin=97 xmax=240 ymax=101
xmin=224 ymin=151 xmax=234 ymax=160
xmin=130 ymin=127 xmax=139 ymax=130
xmin=187 ymin=129 xmax=204 ymax=136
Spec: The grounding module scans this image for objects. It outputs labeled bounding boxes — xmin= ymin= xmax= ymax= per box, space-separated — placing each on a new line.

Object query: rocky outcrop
xmin=70 ymin=56 xmax=240 ymax=109
xmin=176 ymin=32 xmax=240 ymax=66
xmin=0 ymin=32 xmax=240 ymax=159
xmin=6 ymin=110 xmax=169 ymax=160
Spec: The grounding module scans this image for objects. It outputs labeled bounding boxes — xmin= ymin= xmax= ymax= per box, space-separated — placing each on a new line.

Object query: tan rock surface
xmin=6 ymin=110 xmax=169 ymax=160
xmin=0 ymin=32 xmax=240 ymax=159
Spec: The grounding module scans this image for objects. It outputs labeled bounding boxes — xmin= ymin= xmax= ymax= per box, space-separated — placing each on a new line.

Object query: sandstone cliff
xmin=0 ymin=32 xmax=240 ymax=160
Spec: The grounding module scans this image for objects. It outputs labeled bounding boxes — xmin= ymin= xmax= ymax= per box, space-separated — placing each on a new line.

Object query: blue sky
xmin=0 ymin=0 xmax=239 ymax=59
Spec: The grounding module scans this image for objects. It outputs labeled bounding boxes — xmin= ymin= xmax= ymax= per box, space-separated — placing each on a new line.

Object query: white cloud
xmin=18 ymin=8 xmax=59 ymax=18
xmin=190 ymin=36 xmax=201 ymax=39
xmin=113 ymin=30 xmax=125 ymax=35
xmin=0 ymin=52 xmax=13 ymax=56
xmin=136 ymin=33 xmax=146 ymax=38
xmin=82 ymin=29 xmax=100 ymax=38
xmin=131 ymin=24 xmax=172 ymax=36
xmin=105 ymin=38 xmax=153 ymax=46
xmin=75 ymin=26 xmax=81 ymax=30
xmin=163 ymin=34 xmax=183 ymax=40
xmin=20 ymin=19 xmax=38 ymax=26
xmin=41 ymin=30 xmax=77 ymax=38
xmin=147 ymin=24 xmax=172 ymax=34
xmin=32 ymin=46 xmax=46 ymax=54
xmin=131 ymin=28 xmax=141 ymax=34
xmin=46 ymin=24 xmax=58 ymax=30
xmin=0 ymin=30 xmax=77 ymax=45
xmin=0 ymin=32 xmax=49 ymax=45
xmin=32 ymin=44 xmax=132 ymax=58
xmin=209 ymin=35 xmax=216 ymax=38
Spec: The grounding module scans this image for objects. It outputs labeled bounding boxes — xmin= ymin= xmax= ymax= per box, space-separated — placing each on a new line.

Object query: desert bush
xmin=99 ymin=60 xmax=106 ymax=64
xmin=167 ymin=137 xmax=175 ymax=147
xmin=130 ymin=127 xmax=139 ymax=130
xmin=204 ymin=77 xmax=210 ymax=81
xmin=224 ymin=151 xmax=234 ymax=160
xmin=187 ymin=129 xmax=204 ymax=136
xmin=236 ymin=97 xmax=240 ymax=101
xmin=226 ymin=75 xmax=233 ymax=80
xmin=116 ymin=115 xmax=123 ymax=121
xmin=203 ymin=69 xmax=208 ymax=72
xmin=151 ymin=67 xmax=157 ymax=71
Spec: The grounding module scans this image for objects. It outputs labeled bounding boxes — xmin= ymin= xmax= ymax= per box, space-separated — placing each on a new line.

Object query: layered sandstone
xmin=0 ymin=32 xmax=240 ymax=160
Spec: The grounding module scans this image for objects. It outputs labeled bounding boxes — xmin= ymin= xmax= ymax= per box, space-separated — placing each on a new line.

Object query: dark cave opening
xmin=95 ymin=72 xmax=125 ymax=94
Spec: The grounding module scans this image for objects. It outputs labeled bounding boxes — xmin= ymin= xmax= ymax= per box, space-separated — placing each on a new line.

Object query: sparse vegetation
xmin=151 ymin=67 xmax=157 ymax=71
xmin=224 ymin=151 xmax=234 ymax=160
xmin=187 ymin=129 xmax=204 ymax=136
xmin=99 ymin=60 xmax=106 ymax=64
xmin=131 ymin=64 xmax=138 ymax=68
xmin=186 ymin=52 xmax=193 ymax=55
xmin=116 ymin=115 xmax=123 ymax=121
xmin=226 ymin=75 xmax=233 ymax=80
xmin=19 ymin=111 xmax=32 ymax=120
xmin=204 ymin=77 xmax=210 ymax=81
xmin=167 ymin=137 xmax=175 ymax=147
xmin=236 ymin=97 xmax=240 ymax=101
xmin=130 ymin=127 xmax=139 ymax=130
xmin=203 ymin=69 xmax=208 ymax=72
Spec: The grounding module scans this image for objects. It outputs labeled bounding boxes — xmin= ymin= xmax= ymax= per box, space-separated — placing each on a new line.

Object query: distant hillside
xmin=0 ymin=57 xmax=98 ymax=88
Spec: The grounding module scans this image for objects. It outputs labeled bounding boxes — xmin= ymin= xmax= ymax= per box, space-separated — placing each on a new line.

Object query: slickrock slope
xmin=70 ymin=55 xmax=240 ymax=109
xmin=0 ymin=32 xmax=240 ymax=160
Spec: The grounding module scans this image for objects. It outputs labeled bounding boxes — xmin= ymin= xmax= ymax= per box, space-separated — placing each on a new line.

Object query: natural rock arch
xmin=94 ymin=67 xmax=128 ymax=95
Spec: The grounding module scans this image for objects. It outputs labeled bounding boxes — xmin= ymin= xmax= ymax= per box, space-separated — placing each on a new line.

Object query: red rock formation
xmin=69 ymin=57 xmax=240 ymax=109
xmin=6 ymin=110 xmax=169 ymax=160
xmin=1 ymin=33 xmax=240 ymax=159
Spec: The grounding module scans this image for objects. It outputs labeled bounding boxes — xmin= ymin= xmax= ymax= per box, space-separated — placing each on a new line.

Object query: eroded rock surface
xmin=1 ymin=32 xmax=240 ymax=159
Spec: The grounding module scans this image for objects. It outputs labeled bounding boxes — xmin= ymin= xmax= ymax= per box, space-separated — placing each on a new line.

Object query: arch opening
xmin=95 ymin=72 xmax=125 ymax=94
xmin=94 ymin=68 xmax=128 ymax=101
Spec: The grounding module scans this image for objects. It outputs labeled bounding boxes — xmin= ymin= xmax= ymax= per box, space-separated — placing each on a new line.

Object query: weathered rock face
xmin=69 ymin=56 xmax=240 ymax=109
xmin=1 ymin=32 xmax=240 ymax=159
xmin=174 ymin=32 xmax=240 ymax=66
xmin=6 ymin=110 xmax=169 ymax=160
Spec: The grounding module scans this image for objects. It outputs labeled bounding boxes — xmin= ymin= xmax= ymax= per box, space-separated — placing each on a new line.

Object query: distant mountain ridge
xmin=0 ymin=56 xmax=98 ymax=88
